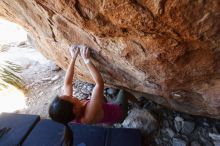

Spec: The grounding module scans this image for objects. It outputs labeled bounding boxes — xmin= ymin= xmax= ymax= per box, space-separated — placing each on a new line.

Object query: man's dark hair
xmin=49 ymin=96 xmax=75 ymax=146
xmin=49 ymin=96 xmax=75 ymax=123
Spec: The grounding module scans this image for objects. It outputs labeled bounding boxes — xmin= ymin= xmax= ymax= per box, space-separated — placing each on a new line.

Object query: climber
xmin=48 ymin=44 xmax=138 ymax=146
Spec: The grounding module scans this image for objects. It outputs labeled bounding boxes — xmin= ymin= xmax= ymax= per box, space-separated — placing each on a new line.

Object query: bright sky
xmin=0 ymin=85 xmax=27 ymax=113
xmin=0 ymin=18 xmax=27 ymax=44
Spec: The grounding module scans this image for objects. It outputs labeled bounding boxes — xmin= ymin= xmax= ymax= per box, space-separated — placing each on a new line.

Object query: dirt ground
xmin=18 ymin=57 xmax=65 ymax=118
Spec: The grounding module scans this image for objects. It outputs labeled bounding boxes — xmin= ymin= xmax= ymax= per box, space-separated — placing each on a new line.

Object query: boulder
xmin=1 ymin=0 xmax=220 ymax=118
xmin=122 ymin=108 xmax=157 ymax=134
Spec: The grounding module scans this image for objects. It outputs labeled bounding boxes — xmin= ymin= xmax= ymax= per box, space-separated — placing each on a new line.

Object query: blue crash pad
xmin=23 ymin=119 xmax=142 ymax=146
xmin=22 ymin=119 xmax=64 ymax=146
xmin=107 ymin=128 xmax=142 ymax=146
xmin=0 ymin=113 xmax=40 ymax=146
xmin=71 ymin=124 xmax=142 ymax=146
xmin=70 ymin=124 xmax=107 ymax=146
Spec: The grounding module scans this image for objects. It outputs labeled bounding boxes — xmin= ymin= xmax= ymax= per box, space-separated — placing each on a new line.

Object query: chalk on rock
xmin=122 ymin=108 xmax=157 ymax=134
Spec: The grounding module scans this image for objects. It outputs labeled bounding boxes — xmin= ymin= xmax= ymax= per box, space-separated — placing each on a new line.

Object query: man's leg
xmin=113 ymin=89 xmax=129 ymax=120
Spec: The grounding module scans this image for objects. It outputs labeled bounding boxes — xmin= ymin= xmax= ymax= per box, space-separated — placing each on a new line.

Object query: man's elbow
xmin=96 ymin=80 xmax=104 ymax=87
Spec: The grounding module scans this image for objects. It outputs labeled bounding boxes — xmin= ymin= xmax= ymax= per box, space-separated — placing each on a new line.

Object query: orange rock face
xmin=1 ymin=0 xmax=220 ymax=118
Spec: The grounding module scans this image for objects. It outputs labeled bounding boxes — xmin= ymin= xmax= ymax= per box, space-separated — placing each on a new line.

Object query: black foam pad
xmin=107 ymin=128 xmax=142 ymax=146
xmin=0 ymin=113 xmax=40 ymax=146
xmin=23 ymin=119 xmax=142 ymax=146
xmin=70 ymin=124 xmax=107 ymax=146
xmin=70 ymin=123 xmax=142 ymax=146
xmin=22 ymin=119 xmax=64 ymax=146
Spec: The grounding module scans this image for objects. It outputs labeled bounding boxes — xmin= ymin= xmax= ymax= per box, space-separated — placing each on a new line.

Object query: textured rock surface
xmin=1 ymin=0 xmax=220 ymax=118
xmin=122 ymin=108 xmax=158 ymax=134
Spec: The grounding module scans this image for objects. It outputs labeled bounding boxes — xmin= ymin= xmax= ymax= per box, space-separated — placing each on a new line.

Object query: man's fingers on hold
xmin=75 ymin=48 xmax=78 ymax=53
xmin=84 ymin=47 xmax=86 ymax=56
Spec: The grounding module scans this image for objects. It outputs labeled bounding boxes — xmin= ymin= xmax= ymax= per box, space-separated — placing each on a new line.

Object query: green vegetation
xmin=0 ymin=61 xmax=24 ymax=91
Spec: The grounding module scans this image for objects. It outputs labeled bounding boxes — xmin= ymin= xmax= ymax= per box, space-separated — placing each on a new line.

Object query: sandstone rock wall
xmin=1 ymin=0 xmax=220 ymax=118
